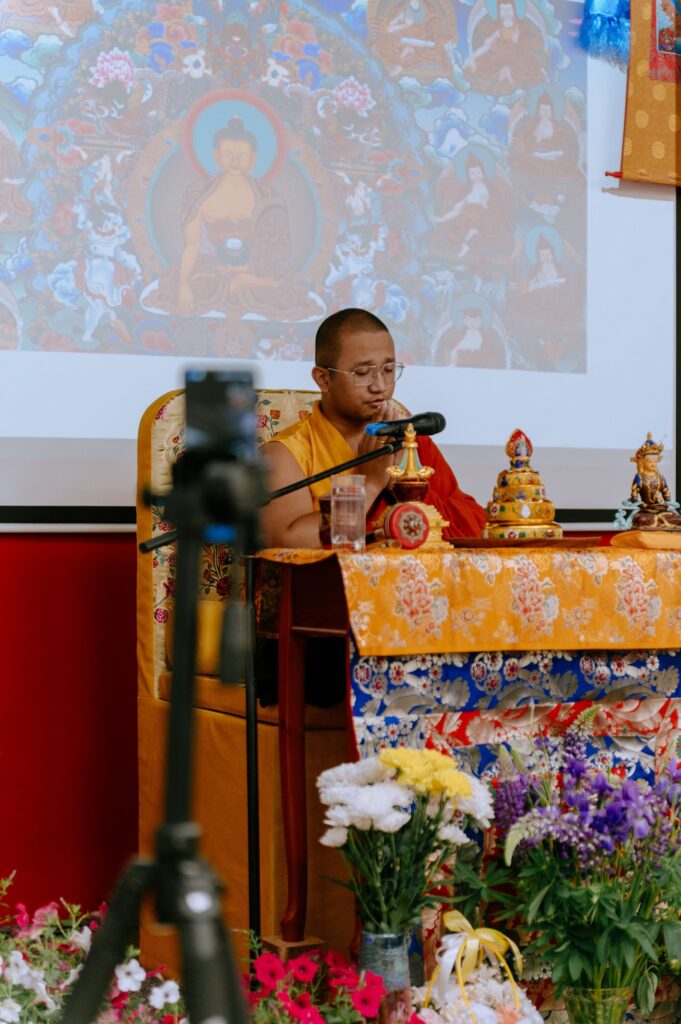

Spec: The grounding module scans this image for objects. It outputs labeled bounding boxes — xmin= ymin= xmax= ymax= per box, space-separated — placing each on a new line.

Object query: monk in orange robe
xmin=260 ymin=307 xmax=485 ymax=546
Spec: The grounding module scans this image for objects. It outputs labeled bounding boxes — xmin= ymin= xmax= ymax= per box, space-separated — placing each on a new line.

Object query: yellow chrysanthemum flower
xmin=379 ymin=748 xmax=472 ymax=801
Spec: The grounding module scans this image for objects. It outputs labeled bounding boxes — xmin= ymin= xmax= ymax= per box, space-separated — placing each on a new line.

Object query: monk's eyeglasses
xmin=323 ymin=362 xmax=405 ymax=387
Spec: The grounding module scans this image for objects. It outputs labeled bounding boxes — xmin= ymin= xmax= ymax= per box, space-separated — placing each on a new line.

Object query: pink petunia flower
xmin=14 ymin=904 xmax=30 ymax=929
xmin=287 ymin=955 xmax=319 ymax=984
xmin=351 ymin=986 xmax=382 ymax=1017
xmin=253 ymin=951 xmax=286 ymax=990
xmin=362 ymin=970 xmax=386 ymax=995
xmin=324 ymin=950 xmax=350 ymax=969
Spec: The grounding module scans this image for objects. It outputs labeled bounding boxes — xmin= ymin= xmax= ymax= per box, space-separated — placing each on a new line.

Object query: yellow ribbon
xmin=424 ymin=911 xmax=524 ymax=1024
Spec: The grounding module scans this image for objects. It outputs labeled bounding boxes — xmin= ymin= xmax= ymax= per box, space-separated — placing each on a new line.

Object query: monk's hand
xmin=358 ymin=401 xmax=403 ymax=492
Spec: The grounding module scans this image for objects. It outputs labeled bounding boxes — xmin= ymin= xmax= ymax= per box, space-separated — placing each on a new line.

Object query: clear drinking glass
xmin=331 ymin=474 xmax=366 ymax=552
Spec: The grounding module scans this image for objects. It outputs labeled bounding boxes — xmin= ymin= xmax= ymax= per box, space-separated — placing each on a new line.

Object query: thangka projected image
xmin=0 ymin=0 xmax=585 ymax=372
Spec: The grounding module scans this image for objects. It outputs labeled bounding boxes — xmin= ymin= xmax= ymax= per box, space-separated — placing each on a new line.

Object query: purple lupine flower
xmin=495 ymin=774 xmax=535 ymax=836
xmin=562 ymin=727 xmax=588 ymax=764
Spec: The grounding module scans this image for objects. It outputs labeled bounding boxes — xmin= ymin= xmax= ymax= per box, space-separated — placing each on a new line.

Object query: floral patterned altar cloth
xmin=259 ymin=546 xmax=680 ymax=1021
xmin=259 ymin=546 xmax=681 ymax=782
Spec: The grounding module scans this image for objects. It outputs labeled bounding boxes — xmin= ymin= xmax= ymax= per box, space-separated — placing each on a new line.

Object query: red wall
xmin=0 ymin=533 xmax=138 ymax=913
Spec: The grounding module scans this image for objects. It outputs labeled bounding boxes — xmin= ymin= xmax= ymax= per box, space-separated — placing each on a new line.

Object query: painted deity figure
xmin=369 ymin=0 xmax=457 ymax=81
xmin=506 ymin=227 xmax=584 ymax=371
xmin=509 ymin=232 xmax=577 ymax=325
xmin=629 ymin=434 xmax=681 ymax=530
xmin=509 ymin=89 xmax=584 ymax=208
xmin=430 ymin=150 xmax=514 ymax=265
xmin=435 ymin=306 xmax=506 ymax=368
xmin=154 ymin=117 xmax=317 ymax=320
xmin=465 ymin=0 xmax=547 ymax=96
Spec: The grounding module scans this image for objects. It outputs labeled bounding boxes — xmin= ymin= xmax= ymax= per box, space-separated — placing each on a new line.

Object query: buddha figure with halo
xmin=483 ymin=429 xmax=562 ymax=539
xmin=628 ymin=433 xmax=681 ymax=531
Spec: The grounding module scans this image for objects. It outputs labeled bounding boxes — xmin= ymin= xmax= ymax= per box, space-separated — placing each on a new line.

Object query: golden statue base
xmin=483 ymin=521 xmax=562 ymax=540
xmin=410 ymin=500 xmax=451 ymax=550
xmin=372 ymin=423 xmax=452 ymax=551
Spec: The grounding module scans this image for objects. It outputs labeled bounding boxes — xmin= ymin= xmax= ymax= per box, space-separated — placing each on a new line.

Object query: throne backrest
xmin=137 ymin=387 xmax=319 ymax=700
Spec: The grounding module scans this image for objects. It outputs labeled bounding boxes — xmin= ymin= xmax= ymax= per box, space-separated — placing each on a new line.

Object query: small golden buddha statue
xmin=483 ymin=428 xmax=562 ymax=539
xmin=628 ymin=433 xmax=681 ymax=531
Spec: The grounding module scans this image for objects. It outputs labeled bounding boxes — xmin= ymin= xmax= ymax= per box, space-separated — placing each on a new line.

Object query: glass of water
xmin=331 ymin=474 xmax=366 ymax=552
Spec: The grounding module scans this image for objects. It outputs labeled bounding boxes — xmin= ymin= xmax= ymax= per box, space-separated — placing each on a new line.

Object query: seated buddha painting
xmin=1 ymin=0 xmax=584 ymax=367
xmin=138 ymin=93 xmax=327 ymax=324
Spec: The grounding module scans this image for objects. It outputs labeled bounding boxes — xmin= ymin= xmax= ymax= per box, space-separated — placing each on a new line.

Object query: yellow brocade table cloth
xmin=258 ymin=546 xmax=681 ymax=656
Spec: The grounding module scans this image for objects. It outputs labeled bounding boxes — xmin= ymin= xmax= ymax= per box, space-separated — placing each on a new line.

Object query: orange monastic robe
xmin=274 ymin=401 xmax=486 ymax=539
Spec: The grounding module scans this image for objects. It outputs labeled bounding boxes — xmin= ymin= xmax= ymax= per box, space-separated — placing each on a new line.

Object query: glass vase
xmin=358 ymin=932 xmax=412 ymax=1024
xmin=563 ymin=986 xmax=632 ymax=1024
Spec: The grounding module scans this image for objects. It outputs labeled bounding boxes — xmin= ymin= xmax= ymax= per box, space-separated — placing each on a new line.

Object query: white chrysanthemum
xmin=372 ymin=810 xmax=411 ymax=833
xmin=353 ymin=781 xmax=412 ymax=817
xmin=319 ymin=826 xmax=348 ymax=847
xmin=321 ymin=780 xmax=413 ymax=832
xmin=149 ymin=979 xmax=181 ymax=1009
xmin=317 ymin=757 xmax=389 ymax=791
xmin=115 ymin=958 xmax=146 ymax=992
xmin=456 ymin=775 xmax=494 ymax=828
xmin=0 ymin=998 xmax=21 ymax=1024
xmin=437 ymin=823 xmax=469 ymax=845
xmin=324 ymin=804 xmax=371 ymax=829
xmin=318 ymin=782 xmax=366 ymax=807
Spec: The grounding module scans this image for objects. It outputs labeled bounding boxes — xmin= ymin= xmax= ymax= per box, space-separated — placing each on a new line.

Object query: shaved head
xmin=315 ymin=308 xmax=390 ymax=367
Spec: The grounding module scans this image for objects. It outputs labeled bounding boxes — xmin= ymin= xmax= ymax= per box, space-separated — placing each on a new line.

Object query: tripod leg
xmin=59 ymin=860 xmax=155 ymax=1024
xmin=171 ymin=856 xmax=248 ymax=1024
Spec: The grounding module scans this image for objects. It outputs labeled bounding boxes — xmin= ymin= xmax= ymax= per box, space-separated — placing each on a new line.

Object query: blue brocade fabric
xmin=578 ymin=0 xmax=631 ymax=68
xmin=349 ymin=639 xmax=681 ymax=781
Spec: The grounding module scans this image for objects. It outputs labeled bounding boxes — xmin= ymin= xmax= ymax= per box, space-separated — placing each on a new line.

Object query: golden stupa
xmin=383 ymin=422 xmax=451 ymax=550
xmin=483 ymin=429 xmax=562 ymax=539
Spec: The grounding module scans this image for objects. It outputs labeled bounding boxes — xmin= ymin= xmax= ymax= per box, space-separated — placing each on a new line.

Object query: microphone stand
xmin=264 ymin=438 xmax=404 ymax=505
xmin=131 ymin=437 xmax=404 ymax=959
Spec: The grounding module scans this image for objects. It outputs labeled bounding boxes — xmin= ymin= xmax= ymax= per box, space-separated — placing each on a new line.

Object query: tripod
xmin=59 ymin=374 xmax=265 ymax=1024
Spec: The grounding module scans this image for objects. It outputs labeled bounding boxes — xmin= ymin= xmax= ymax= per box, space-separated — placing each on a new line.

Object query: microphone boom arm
xmin=140 ymin=439 xmax=404 ymax=551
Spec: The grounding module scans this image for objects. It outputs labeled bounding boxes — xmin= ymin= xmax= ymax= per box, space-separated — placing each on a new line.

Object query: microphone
xmin=365 ymin=411 xmax=446 ymax=438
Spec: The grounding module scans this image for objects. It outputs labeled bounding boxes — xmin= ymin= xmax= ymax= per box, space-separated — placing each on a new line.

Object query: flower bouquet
xmin=465 ymin=727 xmax=681 ymax=1022
xmin=0 ymin=876 xmax=185 ymax=1023
xmin=317 ymin=748 xmax=493 ymax=1022
xmin=317 ymin=749 xmax=493 ymax=936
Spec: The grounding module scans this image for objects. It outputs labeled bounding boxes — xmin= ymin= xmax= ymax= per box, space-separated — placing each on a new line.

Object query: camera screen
xmin=185 ymin=370 xmax=258 ymax=462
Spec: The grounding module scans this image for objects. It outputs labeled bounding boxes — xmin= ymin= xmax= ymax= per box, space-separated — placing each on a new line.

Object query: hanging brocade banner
xmin=619 ymin=0 xmax=680 ymax=184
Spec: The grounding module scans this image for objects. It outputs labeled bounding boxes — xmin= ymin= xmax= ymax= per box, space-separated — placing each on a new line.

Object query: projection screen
xmin=0 ymin=0 xmax=675 ymax=521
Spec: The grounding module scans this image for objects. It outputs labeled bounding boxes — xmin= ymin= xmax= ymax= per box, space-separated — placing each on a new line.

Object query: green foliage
xmin=0 ymin=877 xmax=186 ymax=1023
